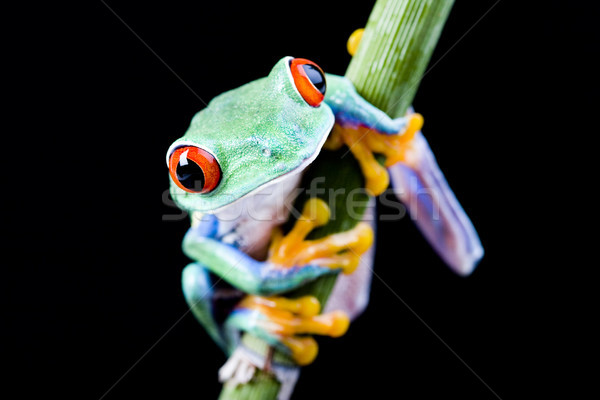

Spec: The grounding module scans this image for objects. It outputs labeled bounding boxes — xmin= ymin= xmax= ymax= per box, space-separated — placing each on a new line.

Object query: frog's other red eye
xmin=169 ymin=146 xmax=221 ymax=193
xmin=290 ymin=58 xmax=326 ymax=107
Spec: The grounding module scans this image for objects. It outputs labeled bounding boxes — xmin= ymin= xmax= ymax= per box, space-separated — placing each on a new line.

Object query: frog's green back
xmin=167 ymin=57 xmax=334 ymax=212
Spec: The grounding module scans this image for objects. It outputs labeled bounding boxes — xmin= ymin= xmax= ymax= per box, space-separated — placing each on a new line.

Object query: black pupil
xmin=176 ymin=156 xmax=205 ymax=191
xmin=301 ymin=64 xmax=326 ymax=95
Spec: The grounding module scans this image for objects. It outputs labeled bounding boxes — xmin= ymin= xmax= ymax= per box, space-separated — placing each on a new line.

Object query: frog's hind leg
xmin=182 ymin=262 xmax=242 ymax=353
xmin=387 ymin=132 xmax=484 ymax=276
xmin=241 ymin=198 xmax=373 ymax=366
xmin=225 ymin=294 xmax=349 ymax=366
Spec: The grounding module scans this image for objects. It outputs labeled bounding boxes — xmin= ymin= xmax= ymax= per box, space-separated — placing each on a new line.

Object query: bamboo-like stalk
xmin=219 ymin=1 xmax=454 ymax=398
xmin=219 ymin=371 xmax=280 ymax=400
xmin=346 ymin=0 xmax=455 ymax=118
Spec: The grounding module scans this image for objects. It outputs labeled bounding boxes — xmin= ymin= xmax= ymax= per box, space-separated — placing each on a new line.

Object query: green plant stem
xmin=218 ymin=1 xmax=454 ymax=398
xmin=346 ymin=0 xmax=455 ymax=118
xmin=219 ymin=371 xmax=280 ymax=400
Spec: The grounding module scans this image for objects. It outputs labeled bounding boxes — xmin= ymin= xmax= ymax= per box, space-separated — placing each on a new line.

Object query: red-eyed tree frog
xmin=166 ymin=57 xmax=483 ymax=378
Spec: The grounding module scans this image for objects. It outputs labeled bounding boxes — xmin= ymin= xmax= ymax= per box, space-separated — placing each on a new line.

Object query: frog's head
xmin=166 ymin=56 xmax=334 ymax=212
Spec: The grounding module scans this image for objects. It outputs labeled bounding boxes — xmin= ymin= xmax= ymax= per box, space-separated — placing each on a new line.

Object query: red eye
xmin=290 ymin=58 xmax=326 ymax=107
xmin=169 ymin=146 xmax=221 ymax=193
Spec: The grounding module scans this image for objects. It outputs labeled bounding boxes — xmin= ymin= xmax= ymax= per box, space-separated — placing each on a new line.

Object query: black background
xmin=4 ymin=1 xmax=595 ymax=399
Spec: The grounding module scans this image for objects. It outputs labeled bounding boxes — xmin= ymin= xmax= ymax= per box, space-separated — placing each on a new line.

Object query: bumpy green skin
xmin=174 ymin=57 xmax=483 ymax=400
xmin=168 ymin=56 xmax=334 ymax=212
xmin=182 ymin=228 xmax=338 ymax=296
xmin=167 ymin=58 xmax=410 ymax=213
xmin=325 ymin=74 xmax=409 ymax=133
xmin=173 ymin=57 xmax=416 ymax=356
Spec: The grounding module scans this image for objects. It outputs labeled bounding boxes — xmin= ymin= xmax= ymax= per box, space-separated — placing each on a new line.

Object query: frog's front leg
xmin=186 ymin=198 xmax=372 ymax=365
xmin=222 ymin=198 xmax=372 ymax=365
xmin=325 ymin=73 xmax=417 ymax=137
xmin=324 ymin=74 xmax=424 ymax=196
xmin=324 ymin=74 xmax=483 ymax=275
xmin=183 ymin=231 xmax=336 ymax=297
xmin=182 ymin=198 xmax=369 ymax=296
xmin=325 ymin=115 xmax=424 ymax=196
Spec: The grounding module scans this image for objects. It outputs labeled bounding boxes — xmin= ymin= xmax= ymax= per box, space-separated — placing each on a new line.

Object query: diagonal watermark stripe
xmin=99 ymin=0 xmax=208 ymax=107
xmin=98 ymin=240 xmax=258 ymax=400
xmin=345 ymin=244 xmax=501 ymax=399
xmin=370 ymin=269 xmax=503 ymax=399
xmin=98 ymin=1 xmax=501 ymax=398
xmin=98 ymin=302 xmax=198 ymax=400
xmin=341 ymin=0 xmax=503 ymax=159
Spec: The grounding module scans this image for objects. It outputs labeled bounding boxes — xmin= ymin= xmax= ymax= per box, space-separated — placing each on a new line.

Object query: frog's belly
xmin=212 ymin=172 xmax=302 ymax=261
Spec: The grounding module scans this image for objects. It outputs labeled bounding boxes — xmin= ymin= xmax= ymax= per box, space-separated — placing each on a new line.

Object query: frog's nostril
xmin=169 ymin=146 xmax=221 ymax=194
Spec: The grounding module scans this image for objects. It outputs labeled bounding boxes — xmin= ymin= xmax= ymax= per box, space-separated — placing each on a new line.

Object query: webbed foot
xmin=227 ymin=294 xmax=349 ymax=365
xmin=267 ymin=198 xmax=373 ymax=274
xmin=325 ymin=113 xmax=424 ymax=195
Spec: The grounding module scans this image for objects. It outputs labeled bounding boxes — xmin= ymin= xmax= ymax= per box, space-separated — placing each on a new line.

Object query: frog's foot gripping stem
xmin=226 ymin=294 xmax=349 ymax=365
xmin=325 ymin=113 xmax=424 ymax=196
xmin=267 ymin=198 xmax=374 ymax=274
xmin=226 ymin=197 xmax=370 ymax=365
xmin=325 ymin=111 xmax=483 ymax=275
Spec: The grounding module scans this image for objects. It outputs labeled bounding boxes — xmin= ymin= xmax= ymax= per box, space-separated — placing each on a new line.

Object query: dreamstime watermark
xmin=162 ymin=175 xmax=441 ymax=223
